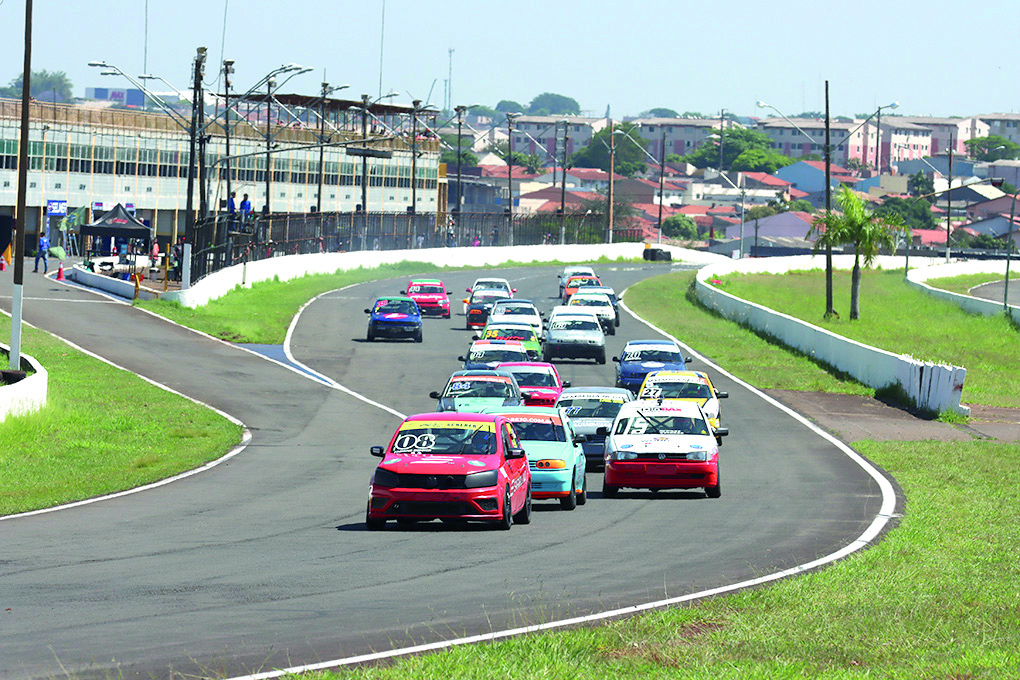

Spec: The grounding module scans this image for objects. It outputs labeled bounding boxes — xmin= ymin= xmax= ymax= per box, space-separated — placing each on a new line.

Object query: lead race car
xmin=366 ymin=412 xmax=532 ymax=529
xmin=365 ymin=296 xmax=423 ymax=342
xmin=402 ymin=278 xmax=451 ymax=318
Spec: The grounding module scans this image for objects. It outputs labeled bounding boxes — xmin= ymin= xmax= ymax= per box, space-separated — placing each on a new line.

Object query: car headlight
xmin=607 ymin=449 xmax=638 ymax=461
xmin=372 ymin=467 xmax=400 ymax=488
xmin=686 ymin=450 xmax=709 ymax=461
xmin=464 ymin=469 xmax=498 ymax=488
xmin=534 ymin=459 xmax=567 ymax=469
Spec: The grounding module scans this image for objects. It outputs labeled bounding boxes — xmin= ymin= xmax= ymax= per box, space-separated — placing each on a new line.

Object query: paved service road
xmin=969 ymin=279 xmax=1018 ymax=307
xmin=0 ymin=262 xmax=888 ymax=679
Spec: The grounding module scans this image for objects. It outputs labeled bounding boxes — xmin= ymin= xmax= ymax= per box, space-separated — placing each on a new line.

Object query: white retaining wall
xmin=906 ymin=260 xmax=1020 ymax=325
xmin=695 ymin=254 xmax=969 ymax=415
xmin=163 ymin=243 xmax=729 ymax=309
xmin=68 ymin=266 xmax=161 ymax=301
xmin=0 ymin=344 xmax=48 ymax=423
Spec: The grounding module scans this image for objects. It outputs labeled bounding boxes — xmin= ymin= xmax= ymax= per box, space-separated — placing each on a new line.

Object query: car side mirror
xmin=462 ymin=298 xmax=470 ymax=304
xmin=364 ymin=308 xmax=372 ymax=314
xmin=685 ymin=356 xmax=694 ymax=364
xmin=397 ymin=289 xmax=405 ymax=295
xmin=561 ymin=380 xmax=571 ymax=388
xmin=717 ymin=391 xmax=729 ymax=399
xmin=429 ymin=391 xmax=441 ymax=400
xmin=472 ymin=332 xmax=481 ymax=340
xmin=466 ymin=288 xmax=471 ymax=293
xmin=572 ymin=434 xmax=587 ymax=445
xmin=457 ymin=355 xmax=466 ymax=362
xmin=715 ymin=427 xmax=729 ymax=437
xmin=370 ymin=446 xmax=385 ymax=457
xmin=507 ymin=446 xmax=527 ymax=459
xmin=596 ymin=426 xmax=609 ymax=436
xmin=511 ymin=288 xmax=518 ymax=293
xmin=611 ymin=356 xmax=620 ymax=362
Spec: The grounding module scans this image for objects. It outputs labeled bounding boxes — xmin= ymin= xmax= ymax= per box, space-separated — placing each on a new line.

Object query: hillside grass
xmin=927 ymin=272 xmax=1005 ymax=295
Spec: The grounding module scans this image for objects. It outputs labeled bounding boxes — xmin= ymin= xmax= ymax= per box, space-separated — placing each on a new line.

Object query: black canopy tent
xmin=80 ymin=204 xmax=153 ymax=274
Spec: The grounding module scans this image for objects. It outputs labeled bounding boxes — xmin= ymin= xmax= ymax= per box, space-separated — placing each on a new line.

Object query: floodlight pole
xmin=10 ymin=0 xmax=32 ymax=370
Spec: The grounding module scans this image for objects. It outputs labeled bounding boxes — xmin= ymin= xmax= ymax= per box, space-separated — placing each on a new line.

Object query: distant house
xmin=723 ymin=210 xmax=815 ymax=241
xmin=963 ymin=214 xmax=1020 ymax=239
xmin=774 ymin=160 xmax=858 ymax=194
xmin=966 ymin=195 xmax=1018 ymax=221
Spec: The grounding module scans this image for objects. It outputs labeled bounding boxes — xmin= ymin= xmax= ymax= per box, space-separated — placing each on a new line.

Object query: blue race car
xmin=365 ymin=296 xmax=423 ymax=342
xmin=612 ymin=339 xmax=692 ymax=392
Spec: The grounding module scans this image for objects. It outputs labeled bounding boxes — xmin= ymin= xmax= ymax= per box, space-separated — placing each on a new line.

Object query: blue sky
xmin=2 ymin=0 xmax=1017 ymax=119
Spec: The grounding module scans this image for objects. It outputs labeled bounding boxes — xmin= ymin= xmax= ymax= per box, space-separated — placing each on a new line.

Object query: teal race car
xmin=480 ymin=406 xmax=588 ymax=510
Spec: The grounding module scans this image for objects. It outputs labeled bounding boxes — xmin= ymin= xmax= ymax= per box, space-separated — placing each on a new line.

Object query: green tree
xmin=527 ymin=92 xmax=580 ymax=116
xmin=440 ymin=149 xmax=478 ymax=167
xmin=872 ymin=196 xmax=935 ymax=231
xmin=570 ymin=122 xmax=647 ymax=177
xmin=843 ymin=158 xmax=869 ymax=173
xmin=964 ymin=135 xmax=1020 ymax=161
xmin=729 ymin=147 xmax=796 ymax=174
xmin=661 ymin=214 xmax=698 ymax=239
xmin=907 ymin=170 xmax=935 ymax=197
xmin=495 ymin=100 xmax=524 ymax=114
xmin=0 ymin=70 xmax=73 ymax=100
xmin=809 ymin=186 xmax=905 ymax=320
xmin=643 ymin=107 xmax=679 ymax=118
xmin=468 ymin=105 xmax=499 ymax=120
xmin=681 ymin=127 xmax=776 ymax=170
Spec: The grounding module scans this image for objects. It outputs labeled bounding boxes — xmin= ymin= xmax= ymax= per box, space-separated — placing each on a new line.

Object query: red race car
xmin=402 ymin=278 xmax=451 ymax=318
xmin=366 ymin=412 xmax=532 ymax=529
xmin=497 ymin=362 xmax=570 ymax=407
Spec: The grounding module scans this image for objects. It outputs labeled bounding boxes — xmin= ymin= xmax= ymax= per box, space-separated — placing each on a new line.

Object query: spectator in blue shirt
xmin=33 ymin=233 xmax=50 ymax=274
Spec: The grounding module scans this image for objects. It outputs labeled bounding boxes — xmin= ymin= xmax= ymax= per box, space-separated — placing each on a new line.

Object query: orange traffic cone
xmin=56 ymin=262 xmax=65 ymax=281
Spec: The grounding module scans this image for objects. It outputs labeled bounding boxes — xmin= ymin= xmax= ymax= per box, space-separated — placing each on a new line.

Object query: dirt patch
xmin=766 ymin=390 xmax=1020 ymax=443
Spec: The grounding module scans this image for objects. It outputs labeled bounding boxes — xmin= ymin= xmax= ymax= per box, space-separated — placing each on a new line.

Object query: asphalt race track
xmin=0 ymin=261 xmax=887 ymax=679
xmin=968 ymin=278 xmax=1018 ymax=307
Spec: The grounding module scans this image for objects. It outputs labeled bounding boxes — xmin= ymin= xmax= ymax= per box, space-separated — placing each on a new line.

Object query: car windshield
xmin=549 ymin=318 xmax=600 ymax=332
xmin=496 ymin=306 xmax=535 ymax=316
xmin=622 ymin=349 xmax=683 ymax=363
xmin=391 ymin=422 xmax=497 ymax=455
xmin=571 ymin=297 xmax=610 ymax=307
xmin=483 ymin=327 xmax=536 ymax=342
xmin=468 ymin=348 xmax=528 ymax=363
xmin=375 ymin=300 xmax=417 ymax=315
xmin=642 ymin=381 xmax=713 ymax=400
xmin=476 ymin=280 xmax=508 ymax=291
xmin=571 ymin=278 xmax=600 ymax=287
xmin=473 ymin=292 xmax=508 ymax=304
xmin=506 ymin=369 xmax=557 ymax=387
xmin=444 ymin=379 xmax=513 ymax=398
xmin=558 ymin=397 xmax=625 ymax=419
xmin=409 ymin=284 xmax=444 ymax=295
xmin=617 ymin=414 xmax=710 ymax=436
xmin=507 ymin=418 xmax=565 ymax=442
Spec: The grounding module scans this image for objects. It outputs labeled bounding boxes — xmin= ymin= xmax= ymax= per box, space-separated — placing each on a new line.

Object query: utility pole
xmin=506 ymin=112 xmax=518 ymax=247
xmin=455 ymin=105 xmax=465 ymax=216
xmin=608 ymin=122 xmax=616 ymax=244
xmin=410 ymin=99 xmax=420 ymax=214
xmin=184 ymin=47 xmax=206 ymax=248
xmin=559 ymin=120 xmax=568 ymax=244
xmin=657 ymin=128 xmax=665 ymax=244
xmin=718 ymin=108 xmax=726 ymax=171
xmin=946 ymin=136 xmax=954 ymax=263
xmin=264 ymin=77 xmax=273 ymax=216
xmin=317 ymin=81 xmax=328 ymax=213
xmin=360 ymin=93 xmax=370 ymax=215
xmin=824 ymin=80 xmax=834 ymax=316
xmin=10 ymin=0 xmax=32 ymax=370
xmin=447 ymin=48 xmax=454 ymax=112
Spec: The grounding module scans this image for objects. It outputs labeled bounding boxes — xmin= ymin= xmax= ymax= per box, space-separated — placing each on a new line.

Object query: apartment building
xmin=510 ymin=115 xmax=606 ymax=165
xmin=627 ymin=117 xmax=737 ymax=163
xmin=978 ymin=114 xmax=1020 ymax=146
xmin=895 ymin=116 xmax=988 ymax=156
xmin=755 ymin=118 xmax=865 ymax=165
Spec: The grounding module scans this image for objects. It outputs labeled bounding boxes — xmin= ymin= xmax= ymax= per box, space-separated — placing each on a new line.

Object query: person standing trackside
xmin=240 ymin=193 xmax=252 ymax=228
xmin=33 ymin=232 xmax=50 ymax=273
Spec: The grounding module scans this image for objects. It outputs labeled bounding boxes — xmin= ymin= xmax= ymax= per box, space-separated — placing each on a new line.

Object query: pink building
xmin=895 ymin=116 xmax=988 ymax=156
xmin=511 ymin=116 xmax=606 ymax=165
xmin=755 ymin=118 xmax=867 ymax=165
xmin=628 ymin=117 xmax=739 ymax=163
xmin=871 ymin=120 xmax=932 ymax=172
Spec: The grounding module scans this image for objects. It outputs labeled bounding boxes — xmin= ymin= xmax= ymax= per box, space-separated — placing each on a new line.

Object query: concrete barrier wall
xmin=695 ymin=254 xmax=969 ymax=415
xmin=0 ymin=344 xmax=48 ymax=423
xmin=68 ymin=266 xmax=161 ymax=301
xmin=906 ymin=260 xmax=1020 ymax=325
xmin=164 ymin=243 xmax=730 ymax=309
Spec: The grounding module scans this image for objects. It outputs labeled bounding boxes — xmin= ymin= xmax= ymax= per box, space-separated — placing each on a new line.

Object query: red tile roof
xmin=742 ymin=172 xmax=792 ymax=187
xmin=911 ymin=228 xmax=948 ymax=245
xmin=477 ymin=164 xmax=542 ymax=179
xmin=790 ymin=188 xmax=809 ymax=199
xmin=803 ymin=160 xmax=851 ymax=174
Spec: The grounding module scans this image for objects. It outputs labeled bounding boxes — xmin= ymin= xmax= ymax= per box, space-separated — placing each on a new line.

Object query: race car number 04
xmin=393 ymin=433 xmax=437 ymax=452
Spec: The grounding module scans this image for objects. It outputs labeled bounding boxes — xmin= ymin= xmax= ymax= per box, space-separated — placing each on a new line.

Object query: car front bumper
xmin=529 ymin=469 xmax=574 ymax=498
xmin=544 ymin=342 xmax=603 ymax=359
xmin=368 ymin=486 xmax=503 ymax=521
xmin=370 ymin=322 xmax=421 ymax=337
xmin=604 ymin=460 xmax=717 ymax=489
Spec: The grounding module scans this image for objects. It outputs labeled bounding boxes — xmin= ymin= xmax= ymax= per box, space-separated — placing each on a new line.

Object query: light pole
xmin=453 ymin=104 xmax=480 ymax=217
xmin=358 ymin=91 xmax=399 ymax=214
xmin=222 ymin=59 xmax=234 ymax=222
xmin=506 ymin=112 xmax=521 ymax=246
xmin=718 ymin=108 xmax=726 ymax=170
xmin=873 ymin=101 xmax=899 ymax=172
xmin=559 ymin=119 xmax=569 ymax=244
xmin=10 ymin=0 xmax=32 ymax=370
xmin=1006 ymin=190 xmax=1016 ymax=311
xmin=316 ymin=82 xmax=350 ymax=213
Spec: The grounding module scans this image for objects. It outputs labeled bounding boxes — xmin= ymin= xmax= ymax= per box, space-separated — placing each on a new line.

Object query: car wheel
xmin=366 ymin=328 xmax=375 ymax=342
xmin=608 ymin=324 xmax=616 ymax=336
xmin=597 ymin=350 xmax=606 ymax=365
xmin=365 ymin=501 xmax=386 ymax=530
xmin=414 ymin=329 xmax=423 ymax=343
xmin=514 ymin=483 xmax=532 ymax=524
xmin=560 ymin=473 xmax=577 ymax=510
xmin=706 ymin=470 xmax=721 ymax=498
xmin=615 ymin=316 xmax=621 ymax=327
xmin=443 ymin=312 xmax=451 ymax=319
xmin=496 ymin=488 xmax=513 ymax=530
xmin=542 ymin=350 xmax=553 ymax=362
xmin=602 ymin=479 xmax=619 ymax=498
xmin=577 ymin=472 xmax=588 ymax=506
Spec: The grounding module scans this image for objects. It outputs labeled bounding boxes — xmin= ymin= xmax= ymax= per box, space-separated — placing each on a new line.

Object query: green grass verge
xmin=711 ymin=269 xmax=1019 ymax=408
xmin=135 ymin=256 xmax=646 ymax=345
xmin=305 ymin=440 xmax=1020 ymax=679
xmin=927 ymin=272 xmax=1005 ymax=295
xmin=623 ymin=271 xmax=872 ymax=395
xmin=0 ymin=316 xmax=243 ymax=516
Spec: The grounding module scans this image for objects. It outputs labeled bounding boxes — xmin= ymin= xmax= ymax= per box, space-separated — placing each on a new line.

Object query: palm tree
xmin=809 ymin=186 xmax=904 ymax=320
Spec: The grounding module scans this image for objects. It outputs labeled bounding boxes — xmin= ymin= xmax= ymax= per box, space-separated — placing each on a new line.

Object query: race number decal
xmin=393 ymin=433 xmax=437 ymax=452
xmin=623 ymin=350 xmax=642 ymax=362
xmin=641 ymin=386 xmax=663 ymax=399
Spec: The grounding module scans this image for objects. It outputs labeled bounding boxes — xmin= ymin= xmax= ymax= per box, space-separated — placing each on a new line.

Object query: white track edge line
xmin=0 ymin=319 xmax=252 ymax=522
xmin=221 ymin=284 xmax=899 ymax=680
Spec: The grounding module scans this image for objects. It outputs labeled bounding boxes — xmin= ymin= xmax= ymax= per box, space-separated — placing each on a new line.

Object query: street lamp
xmin=506 ymin=112 xmax=522 ymax=246
xmin=453 ymin=103 xmax=481 ymax=216
xmin=873 ymin=101 xmax=899 ymax=172
xmin=1005 ymin=189 xmax=1017 ymax=311
xmin=316 ymin=82 xmax=350 ymax=213
xmin=357 ymin=90 xmax=399 ymax=215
